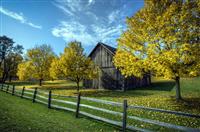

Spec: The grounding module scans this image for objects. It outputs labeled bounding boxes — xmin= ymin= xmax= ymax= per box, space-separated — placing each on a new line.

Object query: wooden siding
xmin=83 ymin=43 xmax=151 ymax=90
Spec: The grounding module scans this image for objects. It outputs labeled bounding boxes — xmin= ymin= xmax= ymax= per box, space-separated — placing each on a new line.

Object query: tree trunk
xmin=39 ymin=79 xmax=42 ymax=86
xmin=9 ymin=76 xmax=12 ymax=82
xmin=148 ymin=75 xmax=151 ymax=85
xmin=77 ymin=81 xmax=80 ymax=92
xmin=175 ymin=76 xmax=182 ymax=100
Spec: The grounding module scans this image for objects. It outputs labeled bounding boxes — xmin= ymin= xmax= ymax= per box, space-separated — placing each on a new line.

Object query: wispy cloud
xmin=52 ymin=20 xmax=124 ymax=46
xmin=88 ymin=0 xmax=95 ymax=6
xmin=52 ymin=0 xmax=129 ymax=46
xmin=0 ymin=6 xmax=42 ymax=29
xmin=54 ymin=3 xmax=74 ymax=16
xmin=52 ymin=21 xmax=95 ymax=46
xmin=108 ymin=10 xmax=120 ymax=24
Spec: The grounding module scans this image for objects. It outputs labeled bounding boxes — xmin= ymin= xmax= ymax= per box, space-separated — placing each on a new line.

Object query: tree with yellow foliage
xmin=114 ymin=0 xmax=200 ymax=100
xmin=17 ymin=44 xmax=56 ymax=86
xmin=50 ymin=41 xmax=98 ymax=91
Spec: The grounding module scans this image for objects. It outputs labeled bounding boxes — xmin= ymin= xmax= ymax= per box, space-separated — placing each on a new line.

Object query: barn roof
xmin=88 ymin=42 xmax=116 ymax=57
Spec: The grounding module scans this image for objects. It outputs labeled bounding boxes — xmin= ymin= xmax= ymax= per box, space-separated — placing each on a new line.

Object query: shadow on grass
xmin=38 ymin=86 xmax=81 ymax=90
xmin=37 ymin=81 xmax=175 ymax=98
xmin=137 ymin=80 xmax=175 ymax=91
xmin=79 ymin=90 xmax=154 ymax=98
xmin=168 ymin=96 xmax=200 ymax=111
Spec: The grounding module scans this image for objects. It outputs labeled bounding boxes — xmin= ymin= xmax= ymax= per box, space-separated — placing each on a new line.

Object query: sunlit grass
xmin=0 ymin=92 xmax=119 ymax=131
xmin=6 ymin=77 xmax=200 ymax=130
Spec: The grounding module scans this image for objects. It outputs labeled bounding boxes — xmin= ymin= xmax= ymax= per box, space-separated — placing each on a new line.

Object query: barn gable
xmin=83 ymin=42 xmax=151 ymax=90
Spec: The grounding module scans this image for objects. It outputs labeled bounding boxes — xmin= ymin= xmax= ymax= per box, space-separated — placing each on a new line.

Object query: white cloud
xmin=52 ymin=0 xmax=127 ymax=46
xmin=0 ymin=6 xmax=42 ymax=29
xmin=52 ymin=20 xmax=125 ymax=46
xmin=55 ymin=4 xmax=74 ymax=16
xmin=27 ymin=22 xmax=42 ymax=29
xmin=55 ymin=0 xmax=85 ymax=13
xmin=85 ymin=11 xmax=98 ymax=21
xmin=52 ymin=21 xmax=95 ymax=46
xmin=92 ymin=24 xmax=124 ymax=44
xmin=88 ymin=0 xmax=95 ymax=6
xmin=54 ymin=0 xmax=95 ymax=16
xmin=108 ymin=10 xmax=120 ymax=24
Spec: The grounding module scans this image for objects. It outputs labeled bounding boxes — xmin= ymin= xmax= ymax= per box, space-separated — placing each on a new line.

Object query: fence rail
xmin=0 ymin=83 xmax=200 ymax=132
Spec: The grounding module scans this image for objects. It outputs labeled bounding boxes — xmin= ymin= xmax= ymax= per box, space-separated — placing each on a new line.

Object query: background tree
xmin=17 ymin=44 xmax=56 ymax=86
xmin=114 ymin=0 xmax=200 ymax=100
xmin=17 ymin=61 xmax=34 ymax=81
xmin=0 ymin=36 xmax=23 ymax=82
xmin=50 ymin=41 xmax=98 ymax=91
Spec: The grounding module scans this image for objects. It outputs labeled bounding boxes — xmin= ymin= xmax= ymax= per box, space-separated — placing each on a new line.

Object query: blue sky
xmin=0 ymin=0 xmax=144 ymax=55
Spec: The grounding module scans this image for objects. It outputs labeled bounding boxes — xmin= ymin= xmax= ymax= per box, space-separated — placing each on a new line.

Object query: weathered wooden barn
xmin=83 ymin=42 xmax=151 ymax=91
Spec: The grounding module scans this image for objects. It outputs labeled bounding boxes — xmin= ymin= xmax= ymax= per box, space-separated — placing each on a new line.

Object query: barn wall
xmin=83 ymin=45 xmax=122 ymax=89
xmin=83 ymin=44 xmax=151 ymax=90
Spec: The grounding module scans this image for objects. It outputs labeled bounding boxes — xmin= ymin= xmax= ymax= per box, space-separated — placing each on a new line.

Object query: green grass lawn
xmin=0 ymin=91 xmax=119 ymax=132
xmin=6 ymin=77 xmax=200 ymax=130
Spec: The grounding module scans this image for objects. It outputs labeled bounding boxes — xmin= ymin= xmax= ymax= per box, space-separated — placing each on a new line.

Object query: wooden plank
xmin=126 ymin=125 xmax=153 ymax=132
xmin=81 ymin=96 xmax=122 ymax=107
xmin=51 ymin=98 xmax=77 ymax=106
xmin=79 ymin=111 xmax=150 ymax=132
xmin=25 ymin=89 xmax=35 ymax=92
xmin=37 ymin=90 xmax=49 ymax=95
xmin=35 ymin=99 xmax=48 ymax=105
xmin=80 ymin=103 xmax=122 ymax=116
xmin=128 ymin=105 xmax=200 ymax=118
xmin=37 ymin=94 xmax=48 ymax=100
xmin=80 ymin=111 xmax=121 ymax=126
xmin=51 ymin=93 xmax=77 ymax=98
xmin=23 ymin=95 xmax=33 ymax=100
xmin=128 ymin=115 xmax=200 ymax=131
xmin=24 ymin=91 xmax=33 ymax=95
xmin=7 ymin=91 xmax=12 ymax=94
xmin=14 ymin=93 xmax=21 ymax=97
xmin=14 ymin=90 xmax=21 ymax=94
xmin=51 ymin=104 xmax=76 ymax=112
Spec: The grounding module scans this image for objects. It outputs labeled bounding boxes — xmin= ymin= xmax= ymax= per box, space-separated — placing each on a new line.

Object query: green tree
xmin=0 ymin=36 xmax=23 ymax=82
xmin=114 ymin=0 xmax=200 ymax=100
xmin=50 ymin=41 xmax=98 ymax=91
xmin=17 ymin=61 xmax=34 ymax=81
xmin=17 ymin=44 xmax=56 ymax=86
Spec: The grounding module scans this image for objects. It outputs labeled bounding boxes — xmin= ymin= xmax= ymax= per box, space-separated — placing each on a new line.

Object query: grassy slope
xmin=7 ymin=77 xmax=200 ymax=130
xmin=9 ymin=78 xmax=200 ymax=112
xmin=0 ymin=92 xmax=118 ymax=132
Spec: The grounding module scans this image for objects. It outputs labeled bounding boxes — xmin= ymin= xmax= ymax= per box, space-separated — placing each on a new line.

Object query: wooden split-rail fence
xmin=0 ymin=83 xmax=200 ymax=132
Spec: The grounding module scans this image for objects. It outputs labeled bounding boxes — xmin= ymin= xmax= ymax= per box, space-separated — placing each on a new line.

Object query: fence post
xmin=1 ymin=84 xmax=3 ymax=90
xmin=48 ymin=90 xmax=52 ymax=108
xmin=122 ymin=100 xmax=127 ymax=132
xmin=6 ymin=85 xmax=9 ymax=93
xmin=76 ymin=93 xmax=81 ymax=118
xmin=12 ymin=85 xmax=15 ymax=95
xmin=21 ymin=86 xmax=25 ymax=98
xmin=33 ymin=88 xmax=37 ymax=103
